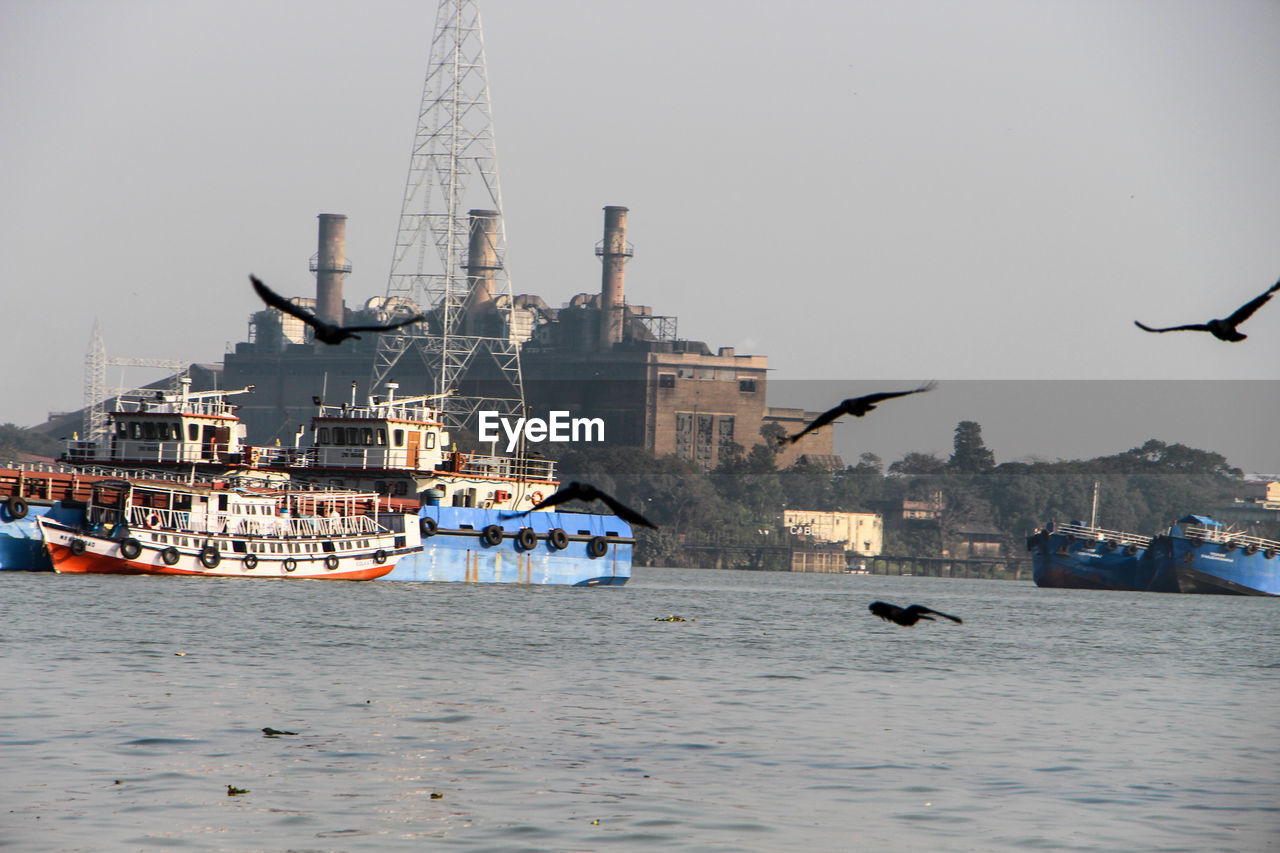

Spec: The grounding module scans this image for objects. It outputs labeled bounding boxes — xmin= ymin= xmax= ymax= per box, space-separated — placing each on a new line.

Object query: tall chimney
xmin=313 ymin=213 xmax=349 ymax=328
xmin=597 ymin=205 xmax=632 ymax=349
xmin=462 ymin=209 xmax=500 ymax=335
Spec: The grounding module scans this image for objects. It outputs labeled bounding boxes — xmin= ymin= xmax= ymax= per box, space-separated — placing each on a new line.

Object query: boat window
xmin=394 ymin=429 xmax=405 ymax=447
xmin=188 ymin=424 xmax=199 ymax=441
xmin=130 ymin=422 xmax=142 ymax=439
xmin=396 ymin=481 xmax=408 ymax=495
xmin=116 ymin=422 xmax=127 ymax=437
xmin=347 ymin=428 xmax=360 ymax=445
xmin=425 ymin=432 xmax=436 ymax=449
xmin=218 ymin=495 xmax=228 ymax=511
xmin=363 ymin=428 xmax=374 ymax=446
xmin=318 ymin=428 xmax=329 ymax=445
xmin=377 ymin=429 xmax=386 ymax=446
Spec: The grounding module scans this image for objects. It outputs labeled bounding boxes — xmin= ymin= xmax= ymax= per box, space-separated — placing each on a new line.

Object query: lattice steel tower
xmin=371 ymin=0 xmax=524 ymax=429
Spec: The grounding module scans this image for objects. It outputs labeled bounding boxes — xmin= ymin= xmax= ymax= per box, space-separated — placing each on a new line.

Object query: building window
xmin=718 ymin=416 xmax=735 ymax=443
xmin=658 ymin=373 xmax=675 ymax=388
xmin=739 ymin=378 xmax=757 ymax=393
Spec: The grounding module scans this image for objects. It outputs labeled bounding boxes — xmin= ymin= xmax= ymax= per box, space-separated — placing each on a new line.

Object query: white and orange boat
xmin=37 ymin=478 xmax=419 ymax=580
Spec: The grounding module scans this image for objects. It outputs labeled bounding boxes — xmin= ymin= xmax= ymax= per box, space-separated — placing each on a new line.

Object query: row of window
xmin=315 ymin=426 xmax=438 ymax=450
xmin=657 ymin=374 xmax=757 ymax=393
xmin=117 ymin=421 xmax=202 ymax=441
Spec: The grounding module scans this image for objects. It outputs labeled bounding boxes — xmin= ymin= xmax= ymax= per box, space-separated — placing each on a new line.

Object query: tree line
xmin=547 ymin=421 xmax=1262 ymax=568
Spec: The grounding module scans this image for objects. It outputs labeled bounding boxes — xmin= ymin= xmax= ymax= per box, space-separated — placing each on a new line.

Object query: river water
xmin=3 ymin=569 xmax=1278 ymax=851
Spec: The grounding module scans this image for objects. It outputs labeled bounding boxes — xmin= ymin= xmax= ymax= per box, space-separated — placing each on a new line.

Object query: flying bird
xmin=250 ymin=274 xmax=425 ymax=345
xmin=780 ymin=382 xmax=936 ymax=445
xmin=1134 ymin=279 xmax=1280 ymax=342
xmin=869 ymin=601 xmax=963 ymax=627
xmin=504 ymin=482 xmax=657 ymax=529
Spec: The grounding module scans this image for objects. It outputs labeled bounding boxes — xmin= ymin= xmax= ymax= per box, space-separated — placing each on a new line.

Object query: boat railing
xmin=450 ymin=453 xmax=557 ymax=483
xmin=1181 ymin=525 xmax=1280 ymax=551
xmin=1047 ymin=521 xmax=1152 ymax=548
xmin=126 ymin=505 xmax=383 ymax=538
xmin=65 ymin=438 xmax=242 ymax=465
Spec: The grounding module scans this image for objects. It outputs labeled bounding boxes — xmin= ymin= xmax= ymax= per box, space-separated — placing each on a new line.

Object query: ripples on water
xmin=3 ymin=570 xmax=1278 ymax=851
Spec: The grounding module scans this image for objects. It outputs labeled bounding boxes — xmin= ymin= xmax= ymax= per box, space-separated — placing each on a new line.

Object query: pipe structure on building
xmin=596 ymin=205 xmax=633 ymax=350
xmin=313 ymin=213 xmax=350 ymax=328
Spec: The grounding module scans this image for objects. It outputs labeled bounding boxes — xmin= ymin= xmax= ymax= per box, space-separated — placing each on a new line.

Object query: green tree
xmin=948 ymin=420 xmax=996 ymax=473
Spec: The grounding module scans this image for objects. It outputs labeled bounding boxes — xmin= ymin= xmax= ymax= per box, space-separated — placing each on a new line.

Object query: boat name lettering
xmin=477 ymin=410 xmax=604 ymax=453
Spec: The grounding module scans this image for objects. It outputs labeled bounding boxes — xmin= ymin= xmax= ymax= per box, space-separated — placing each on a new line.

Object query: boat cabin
xmin=66 ymin=380 xmax=254 ymax=467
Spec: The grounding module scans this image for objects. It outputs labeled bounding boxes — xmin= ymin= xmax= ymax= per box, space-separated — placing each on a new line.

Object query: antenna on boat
xmin=350 ymin=381 xmax=358 ymax=408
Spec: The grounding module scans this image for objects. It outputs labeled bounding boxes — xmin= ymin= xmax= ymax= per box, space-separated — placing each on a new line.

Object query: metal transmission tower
xmin=372 ymin=0 xmax=524 ymax=429
xmin=83 ymin=319 xmax=188 ymax=441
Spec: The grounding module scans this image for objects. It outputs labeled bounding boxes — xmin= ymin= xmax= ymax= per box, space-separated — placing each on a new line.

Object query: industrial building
xmin=217 ymin=206 xmax=834 ymax=469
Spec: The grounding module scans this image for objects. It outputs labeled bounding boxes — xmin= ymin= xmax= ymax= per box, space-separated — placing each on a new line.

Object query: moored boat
xmin=1027 ymin=519 xmax=1159 ymax=592
xmin=1147 ymin=515 xmax=1280 ymax=596
xmin=37 ymin=479 xmax=418 ymax=580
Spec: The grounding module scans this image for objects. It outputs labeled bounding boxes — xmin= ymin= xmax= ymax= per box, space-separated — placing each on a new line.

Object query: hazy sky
xmin=3 ymin=1 xmax=1277 ymax=471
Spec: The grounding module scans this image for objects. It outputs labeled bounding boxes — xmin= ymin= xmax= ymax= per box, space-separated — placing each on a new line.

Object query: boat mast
xmin=1089 ymin=480 xmax=1099 ymax=528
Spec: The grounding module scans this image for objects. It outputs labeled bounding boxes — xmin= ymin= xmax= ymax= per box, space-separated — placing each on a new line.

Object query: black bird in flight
xmin=505 ymin=482 xmax=658 ymax=529
xmin=780 ymin=381 xmax=936 ymax=445
xmin=1134 ymin=278 xmax=1280 ymax=342
xmin=869 ymin=601 xmax=963 ymax=627
xmin=250 ymin=274 xmax=425 ymax=345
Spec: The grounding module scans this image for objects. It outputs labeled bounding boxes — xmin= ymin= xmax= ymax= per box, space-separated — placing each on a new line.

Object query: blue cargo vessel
xmin=1026 ymin=520 xmax=1158 ymax=591
xmin=385 ymin=506 xmax=632 ymax=585
xmin=1147 ymin=515 xmax=1280 ymax=596
xmin=1028 ymin=515 xmax=1279 ymax=596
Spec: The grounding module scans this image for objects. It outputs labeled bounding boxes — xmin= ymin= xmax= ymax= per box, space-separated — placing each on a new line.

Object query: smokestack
xmin=313 ymin=214 xmax=350 ymax=328
xmin=462 ymin=209 xmax=500 ymax=335
xmin=596 ymin=205 xmax=632 ymax=350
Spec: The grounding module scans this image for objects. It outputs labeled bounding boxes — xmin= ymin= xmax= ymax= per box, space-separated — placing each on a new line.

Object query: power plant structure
xmin=219 ymin=204 xmax=833 ymax=469
xmin=55 ymin=0 xmax=837 ymax=472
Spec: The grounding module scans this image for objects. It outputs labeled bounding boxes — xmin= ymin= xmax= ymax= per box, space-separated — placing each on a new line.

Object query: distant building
xmin=783 ymin=509 xmax=883 ymax=556
xmin=1215 ymin=480 xmax=1280 ymax=525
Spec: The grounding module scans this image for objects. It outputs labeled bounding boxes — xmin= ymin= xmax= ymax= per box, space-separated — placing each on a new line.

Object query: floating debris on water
xmin=654 ymin=615 xmax=692 ymax=622
xmin=262 ymin=727 xmax=298 ymax=737
xmin=430 ymin=792 xmax=443 ymax=799
xmin=226 ymin=785 xmax=249 ymax=796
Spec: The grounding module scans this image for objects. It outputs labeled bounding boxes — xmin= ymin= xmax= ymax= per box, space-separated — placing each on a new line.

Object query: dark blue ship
xmin=1026 ymin=520 xmax=1159 ymax=591
xmin=1028 ymin=515 xmax=1280 ymax=596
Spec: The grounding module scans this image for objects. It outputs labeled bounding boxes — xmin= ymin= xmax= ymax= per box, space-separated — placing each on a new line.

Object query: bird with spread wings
xmin=251 ymin=275 xmax=425 ymax=345
xmin=1134 ymin=279 xmax=1279 ymax=342
xmin=868 ymin=601 xmax=963 ymax=627
xmin=780 ymin=381 xmax=937 ymax=446
xmin=504 ymin=482 xmax=657 ymax=529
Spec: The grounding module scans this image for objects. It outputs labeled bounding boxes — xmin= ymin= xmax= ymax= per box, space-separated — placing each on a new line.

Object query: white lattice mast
xmin=84 ymin=319 xmax=107 ymax=440
xmin=372 ymin=0 xmax=523 ymax=428
xmin=83 ymin=319 xmax=189 ymax=442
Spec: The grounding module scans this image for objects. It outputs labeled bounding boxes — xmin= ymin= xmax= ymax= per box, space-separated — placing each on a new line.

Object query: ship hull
xmin=1028 ymin=530 xmax=1163 ymax=592
xmin=1162 ymin=538 xmax=1280 ymax=596
xmin=381 ymin=507 xmax=632 ymax=586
